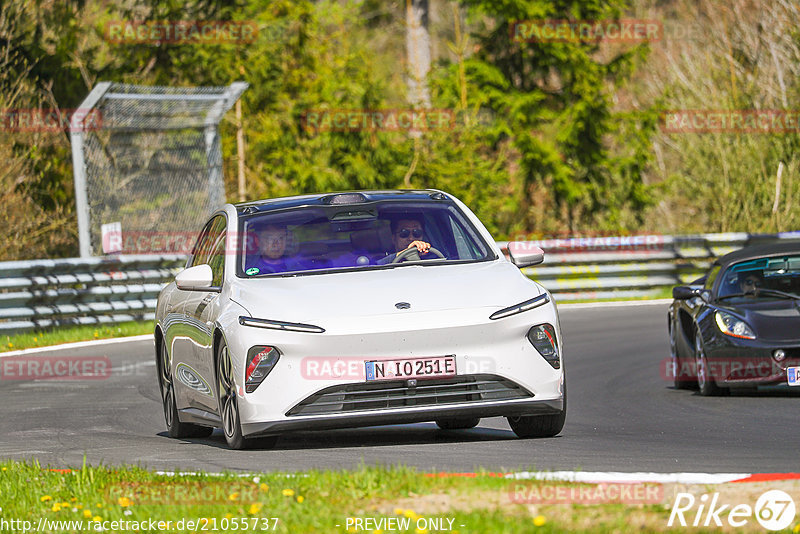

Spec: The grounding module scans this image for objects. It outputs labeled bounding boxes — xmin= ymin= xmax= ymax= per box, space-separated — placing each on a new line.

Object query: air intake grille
xmin=286 ymin=374 xmax=533 ymax=416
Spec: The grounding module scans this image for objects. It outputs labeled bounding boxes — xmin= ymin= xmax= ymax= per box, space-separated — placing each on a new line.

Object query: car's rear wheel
xmin=694 ymin=334 xmax=725 ymax=396
xmin=435 ymin=417 xmax=480 ymax=430
xmin=670 ymin=319 xmax=693 ymax=390
xmin=216 ymin=340 xmax=277 ymax=450
xmin=507 ymin=382 xmax=566 ymax=438
xmin=158 ymin=340 xmax=213 ymax=439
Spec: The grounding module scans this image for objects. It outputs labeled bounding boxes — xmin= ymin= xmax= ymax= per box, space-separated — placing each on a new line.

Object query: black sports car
xmin=669 ymin=241 xmax=800 ymax=395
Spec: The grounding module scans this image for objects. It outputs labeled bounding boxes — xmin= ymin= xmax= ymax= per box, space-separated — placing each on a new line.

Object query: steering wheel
xmin=390 ymin=246 xmax=446 ymax=264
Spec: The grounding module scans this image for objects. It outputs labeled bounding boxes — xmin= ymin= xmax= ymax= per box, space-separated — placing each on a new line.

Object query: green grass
xmin=1 ymin=321 xmax=153 ymax=353
xmin=0 ymin=460 xmax=683 ymax=533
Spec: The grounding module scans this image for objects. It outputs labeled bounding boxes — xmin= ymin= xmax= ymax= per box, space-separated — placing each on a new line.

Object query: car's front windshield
xmin=236 ymin=199 xmax=494 ymax=277
xmin=717 ymin=254 xmax=800 ymax=299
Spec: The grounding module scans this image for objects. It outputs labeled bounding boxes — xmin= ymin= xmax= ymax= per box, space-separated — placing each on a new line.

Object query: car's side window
xmin=704 ymin=265 xmax=721 ymax=291
xmin=188 ymin=220 xmax=215 ymax=268
xmin=206 ymin=216 xmax=227 ymax=287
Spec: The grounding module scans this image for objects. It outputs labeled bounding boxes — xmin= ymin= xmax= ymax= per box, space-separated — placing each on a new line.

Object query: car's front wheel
xmin=507 ymin=383 xmax=566 ymax=438
xmin=435 ymin=417 xmax=480 ymax=430
xmin=158 ymin=340 xmax=213 ymax=439
xmin=694 ymin=334 xmax=726 ymax=396
xmin=216 ymin=340 xmax=277 ymax=450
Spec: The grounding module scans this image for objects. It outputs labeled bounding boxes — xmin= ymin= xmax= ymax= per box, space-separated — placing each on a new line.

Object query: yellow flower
xmin=70 ymin=498 xmax=77 ymax=502
xmin=393 ymin=508 xmax=404 ymax=515
xmin=296 ymin=496 xmax=304 ymax=503
xmin=92 ymin=516 xmax=101 ymax=523
xmin=93 ymin=331 xmax=99 ymax=338
xmin=374 ymin=530 xmax=383 ymax=534
xmin=793 ymin=525 xmax=800 ymax=534
xmin=403 ymin=510 xmax=417 ymax=519
xmin=228 ymin=492 xmax=240 ymax=501
xmin=51 ymin=504 xmax=61 ymax=512
xmin=248 ymin=503 xmax=262 ymax=515
xmin=533 ymin=515 xmax=546 ymax=527
xmin=83 ymin=510 xmax=92 ymax=518
xmin=281 ymin=489 xmax=294 ymax=497
xmin=33 ymin=337 xmax=37 ymax=342
xmin=259 ymin=483 xmax=269 ymax=492
xmin=224 ymin=513 xmax=234 ymax=520
xmin=415 ymin=529 xmax=428 ymax=534
xmin=60 ymin=502 xmax=69 ymax=507
xmin=76 ymin=505 xmax=83 ymax=509
xmin=117 ymin=497 xmax=133 ymax=507
xmin=7 ymin=343 xmax=12 ymax=348
xmin=96 ymin=503 xmax=104 ymax=508
xmin=1 ymin=467 xmax=6 ymax=471
xmin=40 ymin=496 xmax=52 ymax=502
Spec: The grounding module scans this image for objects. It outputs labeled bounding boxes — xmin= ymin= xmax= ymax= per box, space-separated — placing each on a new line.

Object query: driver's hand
xmin=406 ymin=240 xmax=430 ymax=254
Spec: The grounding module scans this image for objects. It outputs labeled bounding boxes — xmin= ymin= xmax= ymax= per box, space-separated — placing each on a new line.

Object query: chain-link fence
xmin=70 ymin=82 xmax=247 ymax=257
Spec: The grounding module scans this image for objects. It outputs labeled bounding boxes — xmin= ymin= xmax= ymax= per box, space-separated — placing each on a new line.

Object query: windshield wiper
xmin=718 ymin=289 xmax=800 ymax=301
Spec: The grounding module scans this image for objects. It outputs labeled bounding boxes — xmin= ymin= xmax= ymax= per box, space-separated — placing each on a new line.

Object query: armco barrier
xmin=0 ymin=232 xmax=797 ymax=334
xmin=0 ymin=255 xmax=186 ymax=334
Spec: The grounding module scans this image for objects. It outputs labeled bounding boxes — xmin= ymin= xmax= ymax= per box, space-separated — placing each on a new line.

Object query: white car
xmin=155 ymin=190 xmax=565 ymax=449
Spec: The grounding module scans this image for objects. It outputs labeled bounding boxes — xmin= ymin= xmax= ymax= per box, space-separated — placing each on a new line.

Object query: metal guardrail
xmin=0 ymin=255 xmax=186 ymax=334
xmin=0 ymin=232 xmax=798 ymax=334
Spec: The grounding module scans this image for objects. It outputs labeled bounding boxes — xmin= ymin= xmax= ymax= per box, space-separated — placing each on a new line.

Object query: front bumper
xmin=242 ymin=396 xmax=563 ymax=437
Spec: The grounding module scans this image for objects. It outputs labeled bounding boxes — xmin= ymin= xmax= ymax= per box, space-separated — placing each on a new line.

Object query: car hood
xmin=229 ymin=260 xmax=542 ymax=323
xmin=722 ymin=299 xmax=800 ymax=341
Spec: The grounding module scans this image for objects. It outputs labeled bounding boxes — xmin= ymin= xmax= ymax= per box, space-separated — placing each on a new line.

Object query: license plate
xmin=365 ymin=356 xmax=456 ymax=381
xmin=788 ymin=366 xmax=800 ymax=386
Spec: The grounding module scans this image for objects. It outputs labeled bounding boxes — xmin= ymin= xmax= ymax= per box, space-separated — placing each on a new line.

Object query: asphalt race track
xmin=1 ymin=302 xmax=798 ymax=473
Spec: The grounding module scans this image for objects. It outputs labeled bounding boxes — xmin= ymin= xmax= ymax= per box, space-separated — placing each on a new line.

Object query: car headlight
xmin=490 ymin=293 xmax=550 ymax=320
xmin=527 ymin=323 xmax=560 ymax=369
xmin=714 ymin=311 xmax=756 ymax=339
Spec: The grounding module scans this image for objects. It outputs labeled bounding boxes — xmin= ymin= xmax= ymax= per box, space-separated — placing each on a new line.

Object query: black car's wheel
xmin=670 ymin=319 xmax=693 ymax=389
xmin=158 ymin=341 xmax=213 ymax=438
xmin=507 ymin=382 xmax=566 ymax=438
xmin=435 ymin=417 xmax=480 ymax=430
xmin=216 ymin=340 xmax=277 ymax=450
xmin=694 ymin=334 xmax=724 ymax=396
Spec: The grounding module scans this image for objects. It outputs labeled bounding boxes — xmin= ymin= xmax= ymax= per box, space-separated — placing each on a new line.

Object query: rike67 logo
xmin=668 ymin=490 xmax=796 ymax=531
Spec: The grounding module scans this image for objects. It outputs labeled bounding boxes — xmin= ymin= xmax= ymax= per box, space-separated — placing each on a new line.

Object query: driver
xmin=377 ymin=217 xmax=432 ymax=265
xmin=739 ymin=271 xmax=762 ymax=293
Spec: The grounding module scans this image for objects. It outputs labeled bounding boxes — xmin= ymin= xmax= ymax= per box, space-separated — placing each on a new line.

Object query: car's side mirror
xmin=175 ymin=264 xmax=218 ymax=291
xmin=673 ymin=286 xmax=707 ymax=300
xmin=507 ymin=242 xmax=545 ymax=268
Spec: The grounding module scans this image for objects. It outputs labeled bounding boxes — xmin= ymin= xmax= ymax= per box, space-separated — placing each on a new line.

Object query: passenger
xmin=247 ymin=224 xmax=299 ymax=274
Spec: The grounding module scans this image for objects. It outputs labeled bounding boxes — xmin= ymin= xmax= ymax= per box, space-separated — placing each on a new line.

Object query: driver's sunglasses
xmin=396 ymin=228 xmax=423 ymax=239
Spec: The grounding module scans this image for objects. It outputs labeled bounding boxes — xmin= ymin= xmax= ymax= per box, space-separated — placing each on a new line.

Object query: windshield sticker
xmin=246 ymin=267 xmax=260 ymax=276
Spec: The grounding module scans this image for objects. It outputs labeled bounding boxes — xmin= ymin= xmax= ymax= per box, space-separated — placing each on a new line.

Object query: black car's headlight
xmin=527 ymin=323 xmax=560 ymax=369
xmin=714 ymin=311 xmax=756 ymax=340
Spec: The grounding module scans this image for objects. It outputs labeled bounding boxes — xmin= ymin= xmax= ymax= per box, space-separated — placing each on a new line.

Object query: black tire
xmin=435 ymin=417 xmax=480 ymax=430
xmin=216 ymin=340 xmax=278 ymax=450
xmin=694 ymin=334 xmax=726 ymax=396
xmin=669 ymin=319 xmax=693 ymax=390
xmin=507 ymin=382 xmax=566 ymax=439
xmin=157 ymin=340 xmax=213 ymax=439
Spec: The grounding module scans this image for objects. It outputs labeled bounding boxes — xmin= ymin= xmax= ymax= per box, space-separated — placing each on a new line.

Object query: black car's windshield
xmin=236 ymin=199 xmax=494 ymax=277
xmin=717 ymin=254 xmax=800 ymax=299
